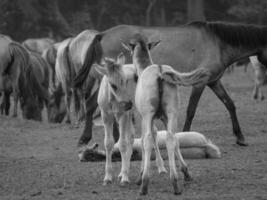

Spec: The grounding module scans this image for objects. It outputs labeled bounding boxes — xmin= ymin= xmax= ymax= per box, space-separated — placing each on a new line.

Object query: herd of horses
xmin=1 ymin=21 xmax=267 ymax=195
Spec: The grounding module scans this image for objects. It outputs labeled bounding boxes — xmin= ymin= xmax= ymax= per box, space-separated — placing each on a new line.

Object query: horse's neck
xmin=133 ymin=55 xmax=153 ymax=76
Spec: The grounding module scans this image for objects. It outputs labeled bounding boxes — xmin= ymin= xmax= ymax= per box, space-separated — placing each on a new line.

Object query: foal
xmin=122 ymin=35 xmax=210 ymax=195
xmin=95 ymin=54 xmax=167 ymax=185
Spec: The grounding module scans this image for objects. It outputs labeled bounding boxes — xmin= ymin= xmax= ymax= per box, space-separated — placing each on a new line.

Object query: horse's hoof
xmin=135 ymin=177 xmax=142 ymax=185
xmin=158 ymin=168 xmax=167 ymax=174
xmin=236 ymin=140 xmax=248 ymax=146
xmin=120 ymin=180 xmax=130 ymax=187
xmin=65 ymin=119 xmax=71 ymax=124
xmin=103 ymin=180 xmax=112 ymax=186
xmin=172 ymin=179 xmax=182 ymax=195
xmin=184 ymin=175 xmax=193 ymax=182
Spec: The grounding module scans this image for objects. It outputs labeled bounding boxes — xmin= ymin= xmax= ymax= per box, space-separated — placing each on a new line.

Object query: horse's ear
xmin=148 ymin=40 xmax=161 ymax=50
xmin=117 ymin=52 xmax=126 ymax=65
xmin=121 ymin=41 xmax=131 ymax=52
xmin=94 ymin=64 xmax=108 ymax=76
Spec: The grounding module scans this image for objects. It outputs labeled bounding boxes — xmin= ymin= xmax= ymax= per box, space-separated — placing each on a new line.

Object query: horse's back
xmin=101 ymin=24 xmax=214 ymax=72
xmin=69 ymin=30 xmax=99 ymax=72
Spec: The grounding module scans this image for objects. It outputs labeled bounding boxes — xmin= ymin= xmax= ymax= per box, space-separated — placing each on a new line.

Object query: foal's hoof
xmin=135 ymin=177 xmax=142 ymax=186
xmin=103 ymin=180 xmax=112 ymax=186
xmin=236 ymin=139 xmax=248 ymax=146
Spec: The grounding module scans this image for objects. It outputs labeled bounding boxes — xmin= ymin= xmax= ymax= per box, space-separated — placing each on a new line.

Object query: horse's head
xmin=121 ymin=34 xmax=160 ymax=74
xmin=20 ymin=97 xmax=42 ymax=121
xmin=47 ymin=85 xmax=66 ymax=123
xmin=96 ymin=53 xmax=134 ymax=113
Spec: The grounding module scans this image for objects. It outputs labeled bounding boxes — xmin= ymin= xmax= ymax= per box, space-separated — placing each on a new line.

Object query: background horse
xmin=0 ymin=36 xmax=49 ymax=120
xmin=53 ymin=29 xmax=112 ymax=131
xmin=22 ymin=37 xmax=55 ymax=54
xmin=75 ymin=22 xmax=267 ymax=147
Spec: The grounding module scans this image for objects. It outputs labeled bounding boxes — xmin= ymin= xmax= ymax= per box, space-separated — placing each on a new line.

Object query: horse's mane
xmin=189 ymin=21 xmax=267 ymax=49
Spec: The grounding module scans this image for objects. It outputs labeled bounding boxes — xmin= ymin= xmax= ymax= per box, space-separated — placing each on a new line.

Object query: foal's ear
xmin=148 ymin=40 xmax=161 ymax=50
xmin=117 ymin=52 xmax=126 ymax=65
xmin=121 ymin=41 xmax=135 ymax=52
xmin=94 ymin=64 xmax=108 ymax=76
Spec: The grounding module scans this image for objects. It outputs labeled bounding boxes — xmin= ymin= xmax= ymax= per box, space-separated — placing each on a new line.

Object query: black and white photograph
xmin=0 ymin=0 xmax=266 ymax=199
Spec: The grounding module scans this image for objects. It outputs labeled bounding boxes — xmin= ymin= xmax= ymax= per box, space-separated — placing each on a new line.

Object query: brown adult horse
xmin=0 ymin=36 xmax=49 ymax=121
xmin=75 ymin=21 xmax=267 ymax=147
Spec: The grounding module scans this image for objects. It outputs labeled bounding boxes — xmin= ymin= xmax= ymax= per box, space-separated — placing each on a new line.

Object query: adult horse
xmin=53 ymin=30 xmax=108 ymax=126
xmin=75 ymin=21 xmax=267 ymax=147
xmin=0 ymin=35 xmax=49 ymax=121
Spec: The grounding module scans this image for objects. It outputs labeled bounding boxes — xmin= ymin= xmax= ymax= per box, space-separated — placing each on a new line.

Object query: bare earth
xmin=0 ymin=67 xmax=267 ymax=200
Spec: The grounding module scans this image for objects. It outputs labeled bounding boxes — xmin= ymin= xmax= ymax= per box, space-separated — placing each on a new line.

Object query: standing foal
xmin=122 ymin=34 xmax=210 ymax=195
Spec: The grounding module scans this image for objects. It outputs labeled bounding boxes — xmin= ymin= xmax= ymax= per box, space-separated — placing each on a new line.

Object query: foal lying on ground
xmin=79 ymin=131 xmax=222 ymax=162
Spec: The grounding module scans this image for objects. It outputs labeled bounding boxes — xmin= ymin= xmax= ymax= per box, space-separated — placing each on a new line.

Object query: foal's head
xmin=95 ymin=53 xmax=134 ymax=113
xmin=121 ymin=34 xmax=160 ymax=75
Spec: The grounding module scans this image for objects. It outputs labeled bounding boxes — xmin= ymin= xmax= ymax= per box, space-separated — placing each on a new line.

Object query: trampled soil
xmin=0 ymin=67 xmax=267 ymax=200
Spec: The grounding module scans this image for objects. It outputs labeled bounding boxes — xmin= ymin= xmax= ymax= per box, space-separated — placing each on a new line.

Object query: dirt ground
xmin=0 ymin=67 xmax=267 ymax=200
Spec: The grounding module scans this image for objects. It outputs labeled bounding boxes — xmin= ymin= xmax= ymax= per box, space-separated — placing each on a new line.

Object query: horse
xmin=94 ymin=54 xmax=168 ymax=186
xmin=54 ymin=30 xmax=105 ymax=125
xmin=74 ymin=22 xmax=267 ymax=147
xmin=249 ymin=56 xmax=267 ymax=100
xmin=122 ymin=35 xmax=211 ymax=195
xmin=1 ymin=50 xmax=51 ymax=121
xmin=79 ymin=131 xmax=221 ymax=162
xmin=22 ymin=37 xmax=55 ymax=54
xmin=0 ymin=35 xmax=49 ymax=121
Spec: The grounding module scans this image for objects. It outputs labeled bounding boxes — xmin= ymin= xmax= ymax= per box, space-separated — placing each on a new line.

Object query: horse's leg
xmin=208 ymin=80 xmax=247 ymax=146
xmin=4 ymin=91 xmax=11 ymax=116
xmin=65 ymin=90 xmax=71 ymax=124
xmin=140 ymin=114 xmax=154 ymax=195
xmin=117 ymin=112 xmax=134 ymax=186
xmin=152 ymin=125 xmax=167 ymax=174
xmin=252 ymin=82 xmax=259 ymax=100
xmin=102 ymin=111 xmax=115 ymax=185
xmin=77 ymin=90 xmax=98 ymax=147
xmin=12 ymin=92 xmax=18 ymax=118
xmin=183 ymin=85 xmax=205 ymax=131
xmin=136 ymin=116 xmax=147 ymax=185
xmin=166 ymin=113 xmax=182 ymax=195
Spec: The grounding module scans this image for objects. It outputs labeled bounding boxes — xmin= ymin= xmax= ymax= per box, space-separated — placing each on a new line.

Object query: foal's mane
xmin=189 ymin=21 xmax=267 ymax=49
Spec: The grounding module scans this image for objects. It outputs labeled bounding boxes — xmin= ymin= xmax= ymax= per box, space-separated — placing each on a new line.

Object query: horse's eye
xmin=110 ymin=84 xmax=118 ymax=91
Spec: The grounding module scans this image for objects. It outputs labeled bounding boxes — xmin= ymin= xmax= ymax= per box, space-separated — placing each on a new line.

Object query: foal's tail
xmin=162 ymin=67 xmax=211 ymax=87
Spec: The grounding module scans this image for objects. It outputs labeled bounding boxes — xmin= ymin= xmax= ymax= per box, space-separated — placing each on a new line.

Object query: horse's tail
xmin=162 ymin=67 xmax=211 ymax=87
xmin=74 ymin=34 xmax=103 ymax=88
xmin=204 ymin=139 xmax=221 ymax=159
xmin=3 ymin=42 xmax=30 ymax=93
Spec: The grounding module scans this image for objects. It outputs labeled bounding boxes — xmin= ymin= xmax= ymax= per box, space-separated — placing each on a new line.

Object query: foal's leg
xmin=166 ymin=113 xmax=182 ymax=195
xmin=140 ymin=114 xmax=154 ymax=195
xmin=208 ymin=80 xmax=247 ymax=146
xmin=183 ymin=85 xmax=205 ymax=131
xmin=152 ymin=127 xmax=167 ymax=174
xmin=117 ymin=112 xmax=134 ymax=185
xmin=102 ymin=111 xmax=115 ymax=185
